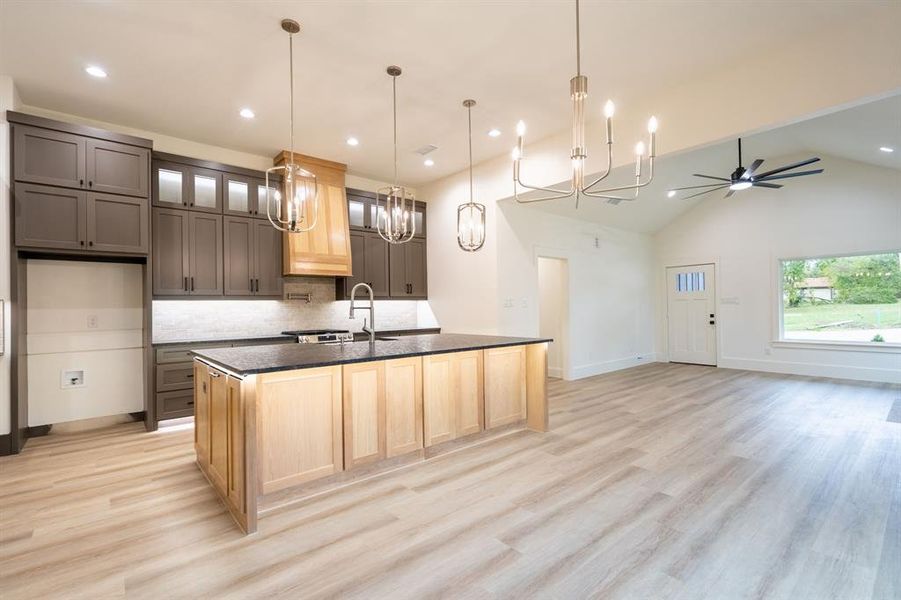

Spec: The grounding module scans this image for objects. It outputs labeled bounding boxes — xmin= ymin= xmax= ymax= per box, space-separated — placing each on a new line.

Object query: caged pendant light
xmin=376 ymin=66 xmax=417 ymax=245
xmin=457 ymin=99 xmax=486 ymax=252
xmin=264 ymin=19 xmax=319 ymax=234
xmin=512 ymin=0 xmax=660 ymax=207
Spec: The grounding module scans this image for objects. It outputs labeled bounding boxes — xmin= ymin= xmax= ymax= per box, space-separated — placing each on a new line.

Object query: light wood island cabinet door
xmin=454 ymin=351 xmax=485 ymax=437
xmin=207 ymin=367 xmax=230 ymax=496
xmin=423 ymin=351 xmax=484 ymax=447
xmin=484 ymin=346 xmax=527 ymax=429
xmin=385 ymin=357 xmax=423 ymax=458
xmin=226 ymin=376 xmax=246 ymax=511
xmin=257 ymin=366 xmax=344 ymax=494
xmin=194 ymin=362 xmax=210 ymax=462
xmin=343 ymin=361 xmax=386 ymax=469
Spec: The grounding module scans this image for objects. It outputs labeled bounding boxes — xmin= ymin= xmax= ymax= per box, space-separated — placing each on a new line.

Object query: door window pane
xmin=257 ymin=185 xmax=277 ymax=217
xmin=227 ymin=180 xmax=249 ymax=212
xmin=194 ymin=174 xmax=217 ymax=208
xmin=676 ymin=271 xmax=705 ymax=292
xmin=157 ymin=169 xmax=182 ymax=205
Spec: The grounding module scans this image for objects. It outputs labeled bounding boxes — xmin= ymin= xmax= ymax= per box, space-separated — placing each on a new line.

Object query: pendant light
xmin=512 ymin=0 xmax=660 ymax=206
xmin=376 ymin=66 xmax=417 ymax=245
xmin=264 ymin=19 xmax=319 ymax=233
xmin=457 ymin=99 xmax=486 ymax=252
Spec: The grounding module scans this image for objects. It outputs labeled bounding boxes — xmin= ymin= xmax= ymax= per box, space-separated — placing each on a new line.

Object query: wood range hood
xmin=274 ymin=150 xmax=353 ymax=278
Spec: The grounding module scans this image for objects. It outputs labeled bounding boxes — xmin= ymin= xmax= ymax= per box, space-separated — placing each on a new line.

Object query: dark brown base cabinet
xmin=14 ymin=183 xmax=148 ymax=255
xmin=223 ymin=217 xmax=283 ymax=297
xmin=152 ymin=208 xmax=223 ymax=296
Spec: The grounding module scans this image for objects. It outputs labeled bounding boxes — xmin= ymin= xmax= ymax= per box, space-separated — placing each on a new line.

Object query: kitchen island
xmin=191 ymin=334 xmax=550 ymax=533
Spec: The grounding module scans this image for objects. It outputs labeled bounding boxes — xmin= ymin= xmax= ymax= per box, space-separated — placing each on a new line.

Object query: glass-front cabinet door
xmin=253 ymin=178 xmax=280 ymax=220
xmin=152 ymin=161 xmax=188 ymax=208
xmin=224 ymin=174 xmax=253 ymax=216
xmin=189 ymin=167 xmax=221 ymax=212
xmin=347 ymin=191 xmax=367 ymax=230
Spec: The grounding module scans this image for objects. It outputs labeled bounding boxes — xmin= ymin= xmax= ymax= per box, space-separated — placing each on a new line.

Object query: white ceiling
xmin=517 ymin=94 xmax=901 ymax=233
xmin=0 ymin=0 xmax=886 ymax=185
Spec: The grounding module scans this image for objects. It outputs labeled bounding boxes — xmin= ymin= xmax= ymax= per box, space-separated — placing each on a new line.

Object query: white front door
xmin=666 ymin=264 xmax=716 ymax=366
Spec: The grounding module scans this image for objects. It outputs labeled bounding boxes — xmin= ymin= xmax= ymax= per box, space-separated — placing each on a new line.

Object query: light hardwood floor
xmin=1 ymin=363 xmax=898 ymax=599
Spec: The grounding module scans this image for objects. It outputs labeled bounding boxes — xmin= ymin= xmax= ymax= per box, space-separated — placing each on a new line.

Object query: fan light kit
xmin=264 ymin=19 xmax=319 ymax=233
xmin=457 ymin=99 xmax=487 ymax=252
xmin=376 ymin=66 xmax=417 ymax=245
xmin=668 ymin=138 xmax=824 ymax=200
xmin=512 ymin=0 xmax=660 ymax=206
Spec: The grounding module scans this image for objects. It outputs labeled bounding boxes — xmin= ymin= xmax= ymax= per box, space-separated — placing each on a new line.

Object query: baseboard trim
xmin=570 ymin=353 xmax=659 ymax=380
xmin=719 ymin=356 xmax=901 ymax=384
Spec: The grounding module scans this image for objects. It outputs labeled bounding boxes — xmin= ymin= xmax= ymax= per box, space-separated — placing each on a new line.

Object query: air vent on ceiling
xmin=415 ymin=144 xmax=438 ymax=156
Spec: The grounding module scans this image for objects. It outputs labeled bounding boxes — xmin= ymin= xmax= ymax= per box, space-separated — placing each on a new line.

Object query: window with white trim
xmin=780 ymin=252 xmax=901 ymax=344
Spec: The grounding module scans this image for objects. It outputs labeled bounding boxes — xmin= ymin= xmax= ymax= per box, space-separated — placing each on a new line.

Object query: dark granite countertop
xmin=152 ymin=334 xmax=296 ymax=347
xmin=192 ymin=333 xmax=551 ymax=376
xmin=351 ymin=327 xmax=440 ymax=341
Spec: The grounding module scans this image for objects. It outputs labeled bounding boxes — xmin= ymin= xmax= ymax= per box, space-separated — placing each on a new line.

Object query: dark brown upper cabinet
xmin=253 ymin=178 xmax=281 ymax=221
xmin=86 ymin=193 xmax=148 ymax=254
xmin=152 ymin=208 xmax=222 ymax=296
xmin=12 ymin=122 xmax=149 ymax=199
xmin=337 ymin=188 xmax=427 ymax=300
xmin=224 ymin=175 xmax=280 ymax=220
xmin=14 ymin=183 xmax=147 ymax=255
xmin=389 ymin=237 xmax=428 ymax=299
xmin=223 ymin=217 xmax=284 ymax=297
xmin=152 ymin=160 xmax=222 ymax=213
xmin=13 ymin=126 xmax=86 ymax=190
xmin=85 ymin=139 xmax=150 ymax=197
xmin=14 ymin=183 xmax=86 ymax=251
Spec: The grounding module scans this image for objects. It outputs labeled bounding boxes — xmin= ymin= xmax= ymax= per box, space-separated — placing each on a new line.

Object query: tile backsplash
xmin=152 ymin=277 xmax=439 ymax=343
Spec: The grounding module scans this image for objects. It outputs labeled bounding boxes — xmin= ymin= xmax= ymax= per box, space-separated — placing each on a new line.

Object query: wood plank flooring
xmin=1 ymin=363 xmax=898 ymax=599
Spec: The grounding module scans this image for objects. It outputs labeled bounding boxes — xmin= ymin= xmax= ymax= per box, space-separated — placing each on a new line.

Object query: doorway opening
xmin=537 ymin=256 xmax=568 ymax=379
xmin=665 ymin=263 xmax=717 ymax=366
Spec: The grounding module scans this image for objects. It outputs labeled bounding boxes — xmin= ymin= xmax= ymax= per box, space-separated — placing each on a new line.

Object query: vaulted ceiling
xmin=0 ymin=0 xmax=888 ymax=185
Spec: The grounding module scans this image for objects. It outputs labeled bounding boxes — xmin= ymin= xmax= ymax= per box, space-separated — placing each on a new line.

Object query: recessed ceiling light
xmin=667 ymin=190 xmax=676 ymax=198
xmin=423 ymin=159 xmax=435 ymax=167
xmin=879 ymin=146 xmax=894 ymax=153
xmin=239 ymin=108 xmax=255 ymax=119
xmin=84 ymin=65 xmax=107 ymax=78
xmin=346 ymin=137 xmax=359 ymax=147
xmin=488 ymin=128 xmax=501 ymax=138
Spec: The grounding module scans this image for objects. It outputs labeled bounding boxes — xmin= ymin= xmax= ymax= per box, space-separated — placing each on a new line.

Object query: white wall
xmin=26 ymin=260 xmax=144 ymax=425
xmin=538 ymin=257 xmax=566 ymax=378
xmin=0 ymin=76 xmax=21 ymax=437
xmin=654 ymin=154 xmax=901 ymax=383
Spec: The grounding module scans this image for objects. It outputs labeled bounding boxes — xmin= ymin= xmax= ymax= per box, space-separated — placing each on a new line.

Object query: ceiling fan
xmin=669 ymin=138 xmax=823 ymax=199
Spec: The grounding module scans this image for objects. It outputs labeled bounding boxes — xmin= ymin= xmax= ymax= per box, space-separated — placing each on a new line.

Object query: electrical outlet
xmin=87 ymin=314 xmax=98 ymax=329
xmin=61 ymin=369 xmax=85 ymax=389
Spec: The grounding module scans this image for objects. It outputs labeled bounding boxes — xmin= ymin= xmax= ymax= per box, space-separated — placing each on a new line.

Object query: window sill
xmin=772 ymin=340 xmax=901 ymax=354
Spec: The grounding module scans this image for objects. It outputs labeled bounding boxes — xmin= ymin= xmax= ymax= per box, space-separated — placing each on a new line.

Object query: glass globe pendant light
xmin=457 ymin=99 xmax=486 ymax=252
xmin=376 ymin=66 xmax=417 ymax=244
xmin=264 ymin=19 xmax=319 ymax=233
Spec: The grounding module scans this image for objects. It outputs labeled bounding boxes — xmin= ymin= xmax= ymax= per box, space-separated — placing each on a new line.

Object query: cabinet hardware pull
xmin=184 ymin=277 xmax=188 ymax=291
xmin=79 ymin=179 xmax=84 ymax=186
xmin=88 ymin=241 xmax=93 ymax=246
xmin=186 ymin=401 xmax=195 ymax=406
xmin=88 ymin=181 xmax=93 ymax=187
xmin=190 ymin=277 xmax=194 ymax=291
xmin=255 ymin=279 xmax=259 ymax=292
xmin=210 ymin=371 xmax=221 ymax=378
xmin=80 ymin=240 xmax=84 ymax=246
xmin=186 ymin=374 xmax=194 ymax=378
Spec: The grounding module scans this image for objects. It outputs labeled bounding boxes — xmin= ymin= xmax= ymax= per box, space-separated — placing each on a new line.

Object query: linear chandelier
xmin=457 ymin=99 xmax=486 ymax=252
xmin=376 ymin=66 xmax=417 ymax=245
xmin=512 ymin=0 xmax=659 ymax=206
xmin=265 ymin=19 xmax=319 ymax=233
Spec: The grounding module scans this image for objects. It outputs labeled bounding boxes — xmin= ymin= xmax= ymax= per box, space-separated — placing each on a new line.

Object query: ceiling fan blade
xmin=670 ymin=182 xmax=734 ymax=192
xmin=741 ymin=159 xmax=764 ymax=180
xmin=755 ymin=169 xmax=824 ymax=182
xmin=752 ymin=182 xmax=783 ymax=189
xmin=754 ymin=157 xmax=821 ymax=179
xmin=682 ymin=185 xmax=729 ymax=200
xmin=724 ymin=189 xmax=735 ymax=198
xmin=692 ymin=174 xmax=731 ymax=182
